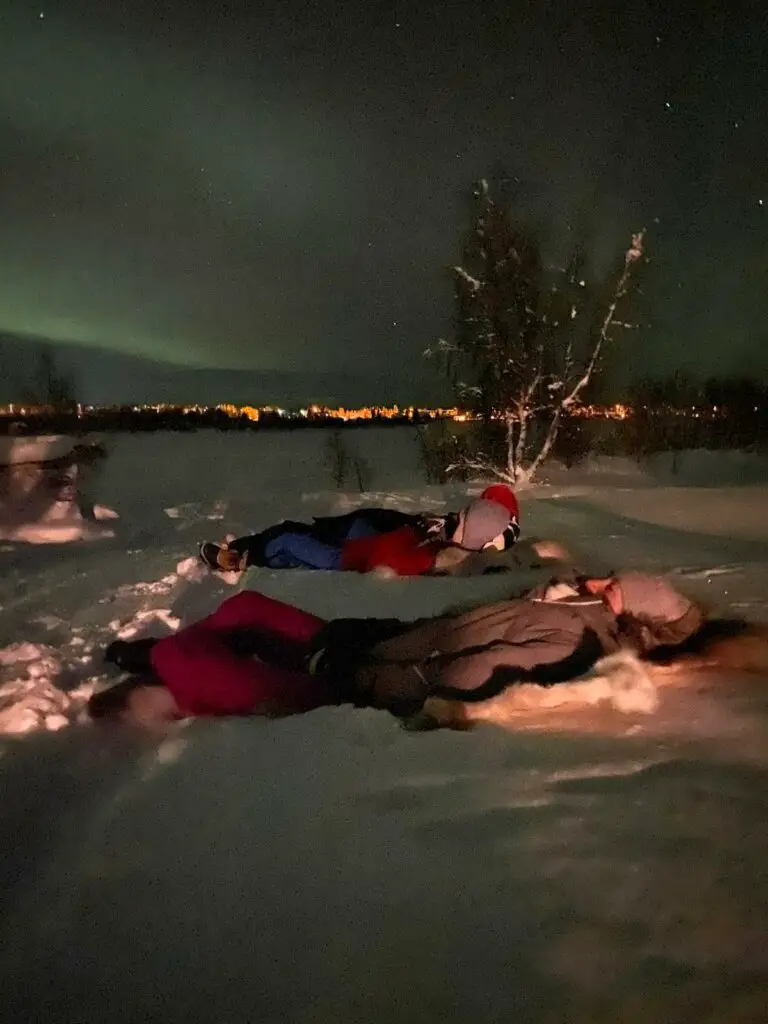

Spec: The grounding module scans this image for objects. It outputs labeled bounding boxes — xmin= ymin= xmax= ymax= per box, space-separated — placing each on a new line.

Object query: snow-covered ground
xmin=1 ymin=428 xmax=767 ymax=1021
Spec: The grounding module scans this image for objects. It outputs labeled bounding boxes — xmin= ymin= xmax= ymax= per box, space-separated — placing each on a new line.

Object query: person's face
xmin=584 ymin=576 xmax=624 ymax=615
xmin=122 ymin=685 xmax=180 ymax=730
xmin=451 ymin=511 xmax=466 ymax=546
xmin=451 ymin=510 xmax=504 ymax=551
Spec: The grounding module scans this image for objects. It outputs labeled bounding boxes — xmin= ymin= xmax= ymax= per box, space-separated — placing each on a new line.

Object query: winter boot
xmin=104 ymin=637 xmax=159 ymax=675
xmin=198 ymin=541 xmax=247 ymax=574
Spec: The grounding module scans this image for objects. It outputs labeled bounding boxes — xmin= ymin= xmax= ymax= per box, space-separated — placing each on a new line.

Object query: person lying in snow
xmin=89 ymin=571 xmax=705 ymax=731
xmin=198 ymin=484 xmax=521 ymax=578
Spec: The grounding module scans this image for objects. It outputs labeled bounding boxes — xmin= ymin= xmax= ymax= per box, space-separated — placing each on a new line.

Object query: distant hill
xmin=0 ymin=333 xmax=447 ymax=408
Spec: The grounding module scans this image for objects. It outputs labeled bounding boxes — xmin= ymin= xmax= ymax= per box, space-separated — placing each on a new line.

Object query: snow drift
xmin=0 ymin=434 xmax=118 ymax=543
xmin=1 ymin=429 xmax=768 ymax=1023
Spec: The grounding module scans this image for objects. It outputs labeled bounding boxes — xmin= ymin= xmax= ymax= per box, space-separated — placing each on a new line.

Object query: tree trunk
xmin=512 ymin=411 xmax=528 ymax=482
xmin=527 ymin=407 xmax=563 ymax=480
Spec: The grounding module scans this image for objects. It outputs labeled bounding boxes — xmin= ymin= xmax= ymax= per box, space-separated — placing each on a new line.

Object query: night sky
xmin=1 ymin=0 xmax=767 ymax=404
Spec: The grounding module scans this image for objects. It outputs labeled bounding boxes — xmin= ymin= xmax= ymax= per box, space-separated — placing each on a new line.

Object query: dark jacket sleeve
xmin=428 ymin=627 xmax=605 ymax=701
xmin=312 ymin=508 xmax=417 ymax=543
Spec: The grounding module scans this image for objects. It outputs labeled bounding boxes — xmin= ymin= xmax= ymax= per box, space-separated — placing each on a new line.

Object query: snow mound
xmin=109 ymin=573 xmax=180 ymax=600
xmin=176 ymin=555 xmax=207 ymax=582
xmin=164 ymin=500 xmax=227 ymax=522
xmin=0 ymin=643 xmax=80 ymax=734
xmin=536 ymin=449 xmax=768 ymax=490
xmin=92 ymin=503 xmax=120 ymax=521
xmin=2 ymin=519 xmax=116 ymax=544
xmin=113 ymin=608 xmax=180 ymax=639
xmin=0 ymin=436 xmax=118 ymax=544
xmin=3 ymin=430 xmax=768 ymax=1023
xmin=0 ymin=435 xmax=75 ymax=466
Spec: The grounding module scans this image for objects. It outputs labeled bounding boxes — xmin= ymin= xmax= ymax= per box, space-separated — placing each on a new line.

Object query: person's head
xmin=478 ymin=485 xmax=521 ymax=549
xmin=452 ymin=499 xmax=512 ymax=552
xmin=585 ymin=572 xmax=703 ymax=652
xmin=88 ymin=677 xmax=180 ymax=730
xmin=480 ymin=484 xmax=519 ymax=521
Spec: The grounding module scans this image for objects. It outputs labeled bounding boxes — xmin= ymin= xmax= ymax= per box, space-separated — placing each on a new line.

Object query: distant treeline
xmin=2 ymin=375 xmax=768 ymax=469
xmin=623 ymin=374 xmax=768 ymax=412
xmin=556 ymin=375 xmax=768 ymax=465
xmin=0 ymin=406 xmax=446 ymax=436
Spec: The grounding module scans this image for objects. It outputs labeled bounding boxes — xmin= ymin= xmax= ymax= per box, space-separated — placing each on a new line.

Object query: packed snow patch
xmin=113 ymin=608 xmax=181 ymax=639
xmin=0 ymin=434 xmax=119 ymax=544
xmin=1 ymin=431 xmax=768 ymax=1022
xmin=465 ymin=649 xmax=659 ymax=727
xmin=0 ymin=434 xmax=75 ymax=466
xmin=92 ymin=504 xmax=120 ymax=521
xmin=108 ymin=573 xmax=180 ymax=599
xmin=0 ymin=636 xmax=105 ymax=734
xmin=176 ymin=555 xmax=207 ymax=582
xmin=1 ymin=519 xmax=116 ymax=544
xmin=164 ymin=499 xmax=227 ymax=522
xmin=0 ymin=643 xmax=70 ymax=734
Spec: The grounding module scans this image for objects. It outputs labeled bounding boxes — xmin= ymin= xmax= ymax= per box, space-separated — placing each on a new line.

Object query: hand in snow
xmin=371 ymin=565 xmax=399 ymax=580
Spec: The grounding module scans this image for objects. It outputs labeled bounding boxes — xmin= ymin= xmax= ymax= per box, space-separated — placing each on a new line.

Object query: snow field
xmin=0 ymin=428 xmax=767 ymax=1021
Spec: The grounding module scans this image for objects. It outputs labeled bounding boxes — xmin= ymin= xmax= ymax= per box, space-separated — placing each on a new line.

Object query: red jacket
xmin=341 ymin=525 xmax=438 ymax=576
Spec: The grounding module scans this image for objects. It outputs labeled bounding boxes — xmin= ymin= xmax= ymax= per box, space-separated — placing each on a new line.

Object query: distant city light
xmin=0 ymin=401 xmax=752 ymax=424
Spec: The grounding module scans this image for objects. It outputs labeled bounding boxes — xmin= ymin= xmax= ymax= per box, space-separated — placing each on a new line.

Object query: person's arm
xmin=427 ymin=628 xmax=602 ymax=700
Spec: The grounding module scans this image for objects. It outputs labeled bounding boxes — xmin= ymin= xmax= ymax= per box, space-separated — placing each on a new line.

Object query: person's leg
xmin=197 ymin=589 xmax=325 ymax=645
xmin=200 ymin=522 xmax=317 ymax=572
xmin=228 ymin=521 xmax=314 ymax=566
xmin=105 ymin=590 xmax=325 ymax=676
xmin=262 ymin=532 xmax=343 ymax=570
xmin=151 ymin=627 xmax=337 ymax=716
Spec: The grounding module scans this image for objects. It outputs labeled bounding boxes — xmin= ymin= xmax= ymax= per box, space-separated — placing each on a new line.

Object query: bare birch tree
xmin=426 ymin=179 xmax=646 ymax=483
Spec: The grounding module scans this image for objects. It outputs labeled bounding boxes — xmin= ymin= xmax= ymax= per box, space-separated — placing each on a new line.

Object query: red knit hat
xmin=480 ymin=484 xmax=520 ymax=521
